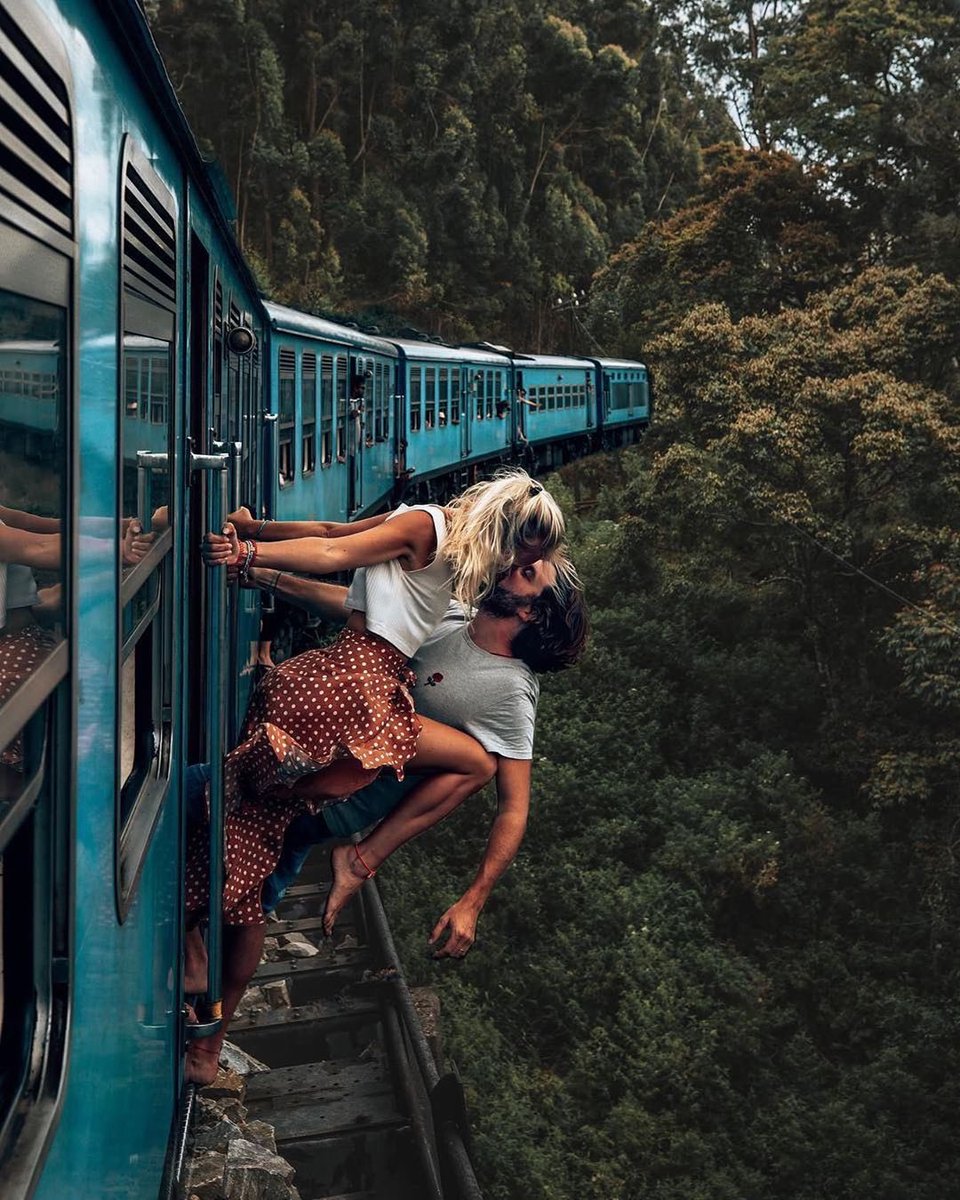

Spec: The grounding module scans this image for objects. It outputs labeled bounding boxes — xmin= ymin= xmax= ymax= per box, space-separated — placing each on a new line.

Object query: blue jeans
xmin=260 ymin=812 xmax=332 ymax=912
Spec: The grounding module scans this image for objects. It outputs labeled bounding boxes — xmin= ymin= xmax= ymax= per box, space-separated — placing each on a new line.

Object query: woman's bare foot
xmin=184 ymin=926 xmax=208 ymax=994
xmin=323 ymin=843 xmax=375 ymax=936
xmin=184 ymin=1036 xmax=222 ymax=1086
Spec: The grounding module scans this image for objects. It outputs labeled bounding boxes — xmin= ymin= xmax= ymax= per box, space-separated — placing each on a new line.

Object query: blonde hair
xmin=443 ymin=468 xmax=567 ymax=607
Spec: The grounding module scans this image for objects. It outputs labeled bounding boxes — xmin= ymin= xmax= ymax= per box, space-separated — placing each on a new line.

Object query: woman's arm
xmin=246 ymin=568 xmax=351 ymax=622
xmin=228 ymin=507 xmax=390 ymax=541
xmin=204 ymin=508 xmax=438 ymax=576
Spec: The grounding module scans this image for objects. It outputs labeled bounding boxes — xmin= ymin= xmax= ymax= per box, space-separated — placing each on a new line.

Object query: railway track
xmin=189 ymin=851 xmax=482 ymax=1200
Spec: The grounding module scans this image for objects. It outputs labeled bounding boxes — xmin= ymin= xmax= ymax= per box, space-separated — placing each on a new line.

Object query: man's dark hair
xmin=511 ymin=581 xmax=589 ymax=673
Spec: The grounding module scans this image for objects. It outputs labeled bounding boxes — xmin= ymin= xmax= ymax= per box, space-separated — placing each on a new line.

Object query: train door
xmin=459 ymin=365 xmax=472 ymax=459
xmin=347 ymin=356 xmax=366 ymax=513
xmin=515 ymin=370 xmax=527 ymax=444
xmin=183 ymin=232 xmax=231 ymax=1049
xmin=393 ymin=357 xmax=408 ymax=486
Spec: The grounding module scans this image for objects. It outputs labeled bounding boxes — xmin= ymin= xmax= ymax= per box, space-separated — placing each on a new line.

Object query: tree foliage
xmin=150 ymin=0 xmax=726 ymax=344
xmin=384 ymin=266 xmax=960 ymax=1198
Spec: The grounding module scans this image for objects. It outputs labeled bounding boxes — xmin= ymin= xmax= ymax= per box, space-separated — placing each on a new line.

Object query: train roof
xmin=388 ymin=339 xmax=512 ymax=366
xmin=512 ymin=353 xmax=596 ymax=371
xmin=264 ymin=304 xmax=400 ymax=357
xmin=0 ymin=341 xmax=59 ymax=353
xmin=592 ymin=357 xmax=648 ymax=371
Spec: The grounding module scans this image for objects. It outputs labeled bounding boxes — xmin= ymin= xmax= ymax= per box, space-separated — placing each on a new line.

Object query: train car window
xmin=450 ymin=371 xmax=460 ymax=424
xmin=320 ymin=354 xmax=333 ymax=466
xmin=629 ymin=380 xmax=643 ymax=409
xmin=438 ymin=368 xmax=448 ymax=427
xmin=474 ymin=372 xmax=484 ymax=420
xmin=410 ymin=367 xmax=422 ymax=433
xmin=0 ymin=2 xmax=75 ymax=1177
xmin=116 ymin=138 xmax=176 ymax=917
xmin=335 ymin=355 xmax=347 ymax=460
xmin=302 ymin=351 xmax=316 ymax=475
xmin=486 ymin=371 xmax=495 ymax=419
xmin=610 ymin=381 xmax=630 ymax=410
xmin=278 ymin=347 xmax=295 ymax=484
xmin=425 ymin=367 xmax=436 ymax=430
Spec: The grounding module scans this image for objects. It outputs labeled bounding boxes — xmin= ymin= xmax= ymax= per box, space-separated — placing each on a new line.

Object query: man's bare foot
xmin=184 ymin=926 xmax=208 ymax=994
xmin=184 ymin=1036 xmax=222 ymax=1086
xmin=323 ymin=843 xmax=375 ymax=936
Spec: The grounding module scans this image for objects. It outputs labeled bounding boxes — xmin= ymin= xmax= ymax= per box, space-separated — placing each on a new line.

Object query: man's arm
xmin=245 ymin=567 xmax=351 ymax=623
xmin=429 ymin=757 xmax=531 ymax=958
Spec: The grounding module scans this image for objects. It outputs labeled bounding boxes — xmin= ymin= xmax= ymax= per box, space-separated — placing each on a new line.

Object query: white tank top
xmin=345 ymin=504 xmax=451 ymax=658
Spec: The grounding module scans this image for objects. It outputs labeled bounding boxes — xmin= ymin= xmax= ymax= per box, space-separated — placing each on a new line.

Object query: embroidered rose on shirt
xmin=424 ymin=673 xmax=444 ymax=686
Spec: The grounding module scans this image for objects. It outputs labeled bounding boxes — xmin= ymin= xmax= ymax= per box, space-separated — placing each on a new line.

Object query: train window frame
xmin=320 ymin=354 xmax=333 ymax=467
xmin=450 ymin=371 xmax=460 ymax=425
xmin=335 ymin=354 xmax=347 ymax=461
xmin=277 ymin=345 xmax=296 ymax=486
xmin=114 ymin=136 xmax=177 ymax=922
xmin=301 ymin=350 xmax=317 ymax=476
xmin=424 ymin=366 xmax=436 ymax=431
xmin=0 ymin=1 xmax=76 ymax=1187
xmin=410 ymin=366 xmax=422 ymax=433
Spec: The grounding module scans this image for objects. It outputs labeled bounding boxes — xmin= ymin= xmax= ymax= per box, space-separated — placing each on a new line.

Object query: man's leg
xmin=261 ymin=812 xmax=333 ymax=912
xmin=323 ymin=717 xmax=496 ymax=934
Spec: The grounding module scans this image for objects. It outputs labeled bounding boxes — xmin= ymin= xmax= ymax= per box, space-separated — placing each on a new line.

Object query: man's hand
xmin=226 ymin=506 xmax=255 ymax=538
xmin=429 ymin=897 xmax=481 ymax=959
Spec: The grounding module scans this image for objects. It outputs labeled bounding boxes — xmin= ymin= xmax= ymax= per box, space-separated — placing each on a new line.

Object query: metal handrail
xmin=361 ymin=878 xmax=484 ymax=1200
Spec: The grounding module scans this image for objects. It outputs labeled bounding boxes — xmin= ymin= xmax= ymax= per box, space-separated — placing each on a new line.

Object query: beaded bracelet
xmin=237 ymin=539 xmax=258 ymax=582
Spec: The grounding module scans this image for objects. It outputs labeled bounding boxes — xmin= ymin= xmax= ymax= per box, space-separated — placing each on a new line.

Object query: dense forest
xmin=149 ymin=2 xmax=960 ymax=1196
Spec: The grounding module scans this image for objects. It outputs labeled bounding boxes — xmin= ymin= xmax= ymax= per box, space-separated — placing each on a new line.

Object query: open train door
xmin=347 ymin=356 xmax=367 ymax=514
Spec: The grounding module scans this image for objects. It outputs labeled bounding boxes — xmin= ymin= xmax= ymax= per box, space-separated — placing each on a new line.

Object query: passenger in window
xmin=187 ymin=470 xmax=572 ymax=1083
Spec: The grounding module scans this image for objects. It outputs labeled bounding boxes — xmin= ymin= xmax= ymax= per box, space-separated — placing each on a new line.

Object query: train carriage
xmin=510 ymin=352 xmax=595 ymax=465
xmin=391 ymin=339 xmax=514 ymax=490
xmin=263 ymin=303 xmax=400 ymax=523
xmin=591 ymin=356 xmax=652 ymax=445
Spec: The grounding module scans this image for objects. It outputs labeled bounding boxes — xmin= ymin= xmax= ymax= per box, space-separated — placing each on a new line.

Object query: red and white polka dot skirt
xmin=186 ymin=628 xmax=421 ymax=926
xmin=0 ymin=622 xmax=54 ymax=770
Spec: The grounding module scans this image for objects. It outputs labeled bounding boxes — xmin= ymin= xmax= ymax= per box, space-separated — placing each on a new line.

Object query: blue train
xmin=0 ymin=2 xmax=649 ymax=1197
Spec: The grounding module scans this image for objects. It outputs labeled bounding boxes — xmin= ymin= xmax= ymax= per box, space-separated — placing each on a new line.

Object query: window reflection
xmin=0 ymin=290 xmax=66 ymax=794
xmin=119 ymin=333 xmax=171 ymax=826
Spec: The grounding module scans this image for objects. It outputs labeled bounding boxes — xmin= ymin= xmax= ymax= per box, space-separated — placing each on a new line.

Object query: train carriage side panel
xmin=511 ymin=354 xmax=594 ymax=453
xmin=392 ymin=341 xmax=513 ymax=489
xmin=592 ymin=357 xmax=651 ymax=444
xmin=7 ymin=3 xmax=189 ymax=1197
xmin=264 ymin=305 xmax=399 ymax=523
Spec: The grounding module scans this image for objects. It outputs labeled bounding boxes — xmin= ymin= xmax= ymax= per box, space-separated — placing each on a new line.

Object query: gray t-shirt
xmin=323 ymin=605 xmax=538 ymax=837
